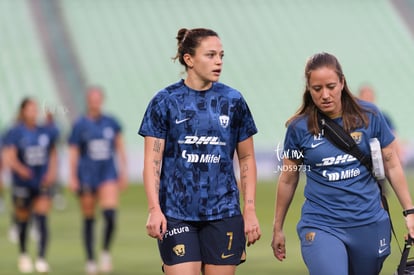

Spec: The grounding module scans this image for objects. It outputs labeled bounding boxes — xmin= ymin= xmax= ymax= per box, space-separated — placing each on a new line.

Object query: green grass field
xmin=1 ymin=177 xmax=413 ymax=274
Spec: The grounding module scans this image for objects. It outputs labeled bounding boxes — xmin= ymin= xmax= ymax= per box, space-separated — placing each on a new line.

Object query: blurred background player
xmin=0 ymin=134 xmax=4 ymax=214
xmin=358 ymin=84 xmax=396 ymax=134
xmin=44 ymin=111 xmax=67 ymax=211
xmin=5 ymin=111 xmax=62 ymax=245
xmin=2 ymin=124 xmax=21 ymax=244
xmin=2 ymin=97 xmax=59 ymax=273
xmin=68 ymin=86 xmax=128 ymax=275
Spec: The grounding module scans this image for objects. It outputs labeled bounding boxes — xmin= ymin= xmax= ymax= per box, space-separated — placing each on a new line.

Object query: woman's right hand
xmin=18 ymin=166 xmax=32 ymax=180
xmin=146 ymin=207 xmax=167 ymax=241
xmin=271 ymin=229 xmax=287 ymax=261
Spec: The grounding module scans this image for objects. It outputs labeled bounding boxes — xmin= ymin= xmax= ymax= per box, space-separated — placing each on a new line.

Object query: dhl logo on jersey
xmin=178 ymin=136 xmax=226 ymax=146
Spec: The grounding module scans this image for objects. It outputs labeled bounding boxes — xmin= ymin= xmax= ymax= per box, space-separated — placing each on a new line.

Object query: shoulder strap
xmin=317 ymin=112 xmax=372 ymax=171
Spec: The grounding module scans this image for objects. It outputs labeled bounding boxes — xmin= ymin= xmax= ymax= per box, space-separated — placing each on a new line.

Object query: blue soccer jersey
xmin=284 ymin=101 xmax=395 ymax=227
xmin=44 ymin=122 xmax=60 ymax=144
xmin=68 ymin=115 xmax=121 ymax=187
xmin=4 ymin=123 xmax=59 ymax=188
xmin=139 ymin=80 xmax=258 ymax=221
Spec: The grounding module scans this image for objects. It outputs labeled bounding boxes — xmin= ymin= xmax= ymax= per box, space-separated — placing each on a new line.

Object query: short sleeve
xmin=235 ymin=97 xmax=258 ymax=142
xmin=48 ymin=125 xmax=60 ymax=144
xmin=138 ymin=92 xmax=168 ymax=139
xmin=68 ymin=120 xmax=82 ymax=146
xmin=2 ymin=127 xmax=19 ymax=147
xmin=1 ymin=129 xmax=10 ymax=147
xmin=283 ymin=120 xmax=304 ymax=160
xmin=110 ymin=117 xmax=122 ymax=134
xmin=382 ymin=112 xmax=395 ymax=132
xmin=372 ymin=109 xmax=395 ymax=148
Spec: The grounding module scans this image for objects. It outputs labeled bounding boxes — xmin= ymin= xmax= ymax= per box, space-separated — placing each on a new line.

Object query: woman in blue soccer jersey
xmin=68 ymin=87 xmax=128 ymax=275
xmin=139 ymin=28 xmax=261 ymax=275
xmin=3 ymin=98 xmax=58 ymax=273
xmin=271 ymin=52 xmax=414 ymax=275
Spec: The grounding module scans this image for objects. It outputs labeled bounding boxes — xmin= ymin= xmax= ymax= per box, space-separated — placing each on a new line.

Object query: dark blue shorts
xmin=297 ymin=211 xmax=391 ymax=275
xmin=12 ymin=184 xmax=53 ymax=209
xmin=159 ymin=215 xmax=246 ymax=266
xmin=77 ymin=161 xmax=118 ymax=195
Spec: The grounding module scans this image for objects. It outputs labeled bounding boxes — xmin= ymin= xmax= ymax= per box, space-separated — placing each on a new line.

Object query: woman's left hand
xmin=41 ymin=171 xmax=55 ymax=188
xmin=118 ymin=171 xmax=128 ymax=191
xmin=406 ymin=214 xmax=414 ymax=239
xmin=244 ymin=208 xmax=261 ymax=246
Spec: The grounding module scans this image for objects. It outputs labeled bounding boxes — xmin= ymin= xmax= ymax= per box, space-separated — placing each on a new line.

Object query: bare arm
xmin=115 ymin=133 xmax=128 ymax=190
xmin=68 ymin=145 xmax=80 ymax=192
xmin=236 ymin=137 xmax=261 ymax=246
xmin=42 ymin=146 xmax=58 ymax=187
xmin=272 ymin=158 xmax=300 ymax=261
xmin=143 ymin=136 xmax=167 ymax=240
xmin=383 ymin=140 xmax=414 ymax=237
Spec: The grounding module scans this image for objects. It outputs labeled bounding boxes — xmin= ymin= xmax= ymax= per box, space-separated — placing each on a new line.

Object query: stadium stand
xmin=59 ymin=0 xmax=414 ymax=142
xmin=0 ymin=0 xmax=65 ymax=129
xmin=2 ymin=0 xmax=414 ymax=180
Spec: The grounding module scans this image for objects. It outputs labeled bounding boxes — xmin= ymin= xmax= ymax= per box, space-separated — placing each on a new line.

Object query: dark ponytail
xmin=173 ymin=28 xmax=219 ymax=70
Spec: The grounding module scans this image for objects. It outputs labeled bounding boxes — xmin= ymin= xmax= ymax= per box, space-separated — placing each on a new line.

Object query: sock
xmin=34 ymin=214 xmax=48 ymax=258
xmin=18 ymin=220 xmax=28 ymax=254
xmin=83 ymin=217 xmax=95 ymax=261
xmin=102 ymin=209 xmax=116 ymax=251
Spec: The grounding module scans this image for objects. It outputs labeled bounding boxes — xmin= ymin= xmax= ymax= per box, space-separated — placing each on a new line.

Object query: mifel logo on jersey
xmin=173 ymin=244 xmax=186 ymax=257
xmin=350 ymin=131 xmax=363 ymax=144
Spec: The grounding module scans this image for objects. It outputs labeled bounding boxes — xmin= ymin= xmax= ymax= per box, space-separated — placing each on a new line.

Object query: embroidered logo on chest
xmin=219 ymin=115 xmax=229 ymax=128
xmin=350 ymin=131 xmax=363 ymax=144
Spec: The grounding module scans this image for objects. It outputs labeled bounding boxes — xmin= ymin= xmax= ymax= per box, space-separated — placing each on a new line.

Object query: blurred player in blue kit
xmin=139 ymin=28 xmax=261 ymax=275
xmin=271 ymin=53 xmax=414 ymax=275
xmin=44 ymin=111 xmax=67 ymax=211
xmin=4 ymin=110 xmax=62 ymax=246
xmin=0 ymin=135 xmax=4 ymax=214
xmin=3 ymin=98 xmax=59 ymax=273
xmin=68 ymin=87 xmax=128 ymax=275
xmin=358 ymin=85 xmax=396 ymax=132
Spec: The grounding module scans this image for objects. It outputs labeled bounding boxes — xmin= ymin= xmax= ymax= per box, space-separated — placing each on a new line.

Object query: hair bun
xmin=173 ymin=28 xmax=218 ymax=68
xmin=176 ymin=28 xmax=189 ymax=45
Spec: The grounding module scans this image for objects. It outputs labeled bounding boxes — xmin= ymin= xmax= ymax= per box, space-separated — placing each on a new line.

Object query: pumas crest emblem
xmin=219 ymin=115 xmax=229 ymax=128
xmin=173 ymin=244 xmax=186 ymax=257
xmin=350 ymin=132 xmax=363 ymax=144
